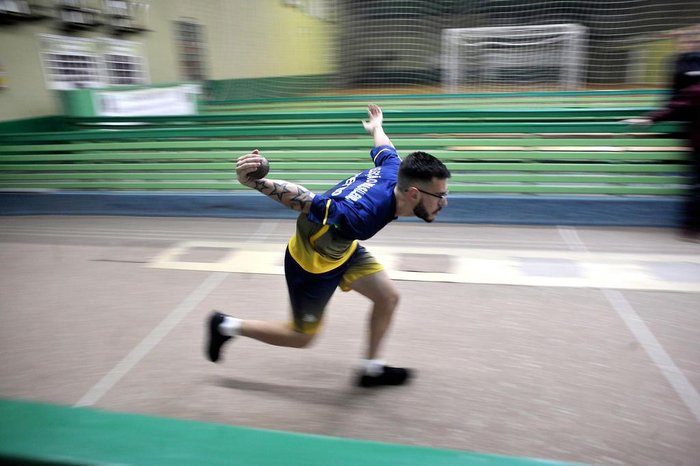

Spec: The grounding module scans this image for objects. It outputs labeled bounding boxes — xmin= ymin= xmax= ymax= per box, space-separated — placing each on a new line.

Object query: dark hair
xmin=672 ymin=51 xmax=700 ymax=94
xmin=397 ymin=151 xmax=451 ymax=191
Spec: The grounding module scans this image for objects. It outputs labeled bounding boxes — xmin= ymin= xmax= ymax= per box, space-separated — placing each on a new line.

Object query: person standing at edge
xmin=625 ymin=31 xmax=700 ymax=241
xmin=206 ymin=104 xmax=451 ymax=387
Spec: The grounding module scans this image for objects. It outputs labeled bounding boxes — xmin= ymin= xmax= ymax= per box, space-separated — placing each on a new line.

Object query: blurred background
xmin=1 ymin=0 xmax=700 ymax=119
xmin=1 ymin=3 xmax=700 ymax=465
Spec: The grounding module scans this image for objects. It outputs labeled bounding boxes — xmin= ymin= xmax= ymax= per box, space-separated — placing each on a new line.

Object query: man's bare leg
xmin=206 ymin=314 xmax=313 ymax=362
xmin=241 ymin=320 xmax=313 ymax=348
xmin=350 ymin=271 xmax=411 ymax=387
xmin=349 ymin=270 xmax=400 ymax=359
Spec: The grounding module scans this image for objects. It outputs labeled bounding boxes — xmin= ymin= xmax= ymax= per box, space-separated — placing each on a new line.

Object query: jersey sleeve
xmin=307 ymin=196 xmax=353 ymax=228
xmin=307 ymin=194 xmax=370 ymax=235
xmin=307 ymin=196 xmax=335 ymax=226
xmin=370 ymin=145 xmax=401 ymax=167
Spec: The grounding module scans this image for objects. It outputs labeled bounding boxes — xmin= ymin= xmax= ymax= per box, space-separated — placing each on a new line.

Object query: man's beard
xmin=414 ymin=201 xmax=437 ymax=223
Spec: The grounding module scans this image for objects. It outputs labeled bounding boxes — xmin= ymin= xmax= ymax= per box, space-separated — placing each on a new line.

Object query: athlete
xmin=625 ymin=81 xmax=700 ymax=240
xmin=206 ymin=104 xmax=451 ymax=387
xmin=625 ymin=31 xmax=700 ymax=240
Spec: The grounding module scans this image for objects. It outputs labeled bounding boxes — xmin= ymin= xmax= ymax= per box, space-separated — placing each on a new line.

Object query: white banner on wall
xmin=94 ymin=84 xmax=201 ymax=116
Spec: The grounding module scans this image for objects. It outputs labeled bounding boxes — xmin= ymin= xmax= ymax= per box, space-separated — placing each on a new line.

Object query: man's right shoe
xmin=206 ymin=311 xmax=232 ymax=363
xmin=357 ymin=365 xmax=412 ymax=388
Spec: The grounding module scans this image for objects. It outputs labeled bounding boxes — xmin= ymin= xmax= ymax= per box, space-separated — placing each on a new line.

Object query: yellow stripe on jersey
xmin=322 ymin=199 xmax=331 ymax=224
xmin=309 ymin=224 xmax=329 ymax=246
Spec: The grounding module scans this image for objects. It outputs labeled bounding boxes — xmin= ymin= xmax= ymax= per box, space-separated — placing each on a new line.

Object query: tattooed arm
xmin=249 ymin=178 xmax=315 ymax=213
xmin=236 ymin=150 xmax=315 ymax=213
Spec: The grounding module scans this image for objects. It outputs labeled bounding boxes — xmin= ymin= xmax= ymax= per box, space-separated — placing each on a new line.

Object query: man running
xmin=206 ymin=104 xmax=451 ymax=387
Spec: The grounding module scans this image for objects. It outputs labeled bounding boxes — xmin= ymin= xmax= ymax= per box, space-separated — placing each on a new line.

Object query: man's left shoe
xmin=357 ymin=366 xmax=413 ymax=388
xmin=206 ymin=311 xmax=232 ymax=363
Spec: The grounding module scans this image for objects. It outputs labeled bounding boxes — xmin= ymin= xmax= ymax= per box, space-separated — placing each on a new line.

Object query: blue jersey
xmin=307 ymin=145 xmax=401 ymax=240
xmin=285 ymin=146 xmax=401 ymax=323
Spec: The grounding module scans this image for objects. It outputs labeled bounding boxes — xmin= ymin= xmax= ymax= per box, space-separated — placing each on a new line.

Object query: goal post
xmin=442 ymin=24 xmax=588 ymax=93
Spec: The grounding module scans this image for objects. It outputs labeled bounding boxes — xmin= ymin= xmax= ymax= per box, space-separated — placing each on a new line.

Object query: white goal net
xmin=201 ymin=0 xmax=700 ymax=101
xmin=442 ymin=24 xmax=587 ymax=92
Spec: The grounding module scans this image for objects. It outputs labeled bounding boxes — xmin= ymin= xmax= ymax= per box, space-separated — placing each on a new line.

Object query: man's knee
xmin=376 ymin=288 xmax=400 ymax=311
xmin=296 ymin=332 xmax=316 ymax=348
xmin=288 ymin=328 xmax=317 ymax=348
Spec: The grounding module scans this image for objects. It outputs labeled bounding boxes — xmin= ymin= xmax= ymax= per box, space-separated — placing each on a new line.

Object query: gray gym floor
xmin=1 ymin=215 xmax=698 ymax=465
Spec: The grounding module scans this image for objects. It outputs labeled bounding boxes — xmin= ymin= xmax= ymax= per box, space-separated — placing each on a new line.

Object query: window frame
xmin=39 ymin=34 xmax=149 ymax=90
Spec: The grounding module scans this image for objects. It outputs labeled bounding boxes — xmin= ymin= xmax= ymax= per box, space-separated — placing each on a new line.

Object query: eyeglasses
xmin=415 ymin=187 xmax=448 ymax=200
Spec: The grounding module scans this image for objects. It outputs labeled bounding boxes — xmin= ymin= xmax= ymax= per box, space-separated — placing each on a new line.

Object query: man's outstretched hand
xmin=362 ymin=104 xmax=384 ymax=134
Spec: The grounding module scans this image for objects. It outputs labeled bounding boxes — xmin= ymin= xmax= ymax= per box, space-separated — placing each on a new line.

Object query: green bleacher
xmin=0 ymin=91 xmax=687 ymax=198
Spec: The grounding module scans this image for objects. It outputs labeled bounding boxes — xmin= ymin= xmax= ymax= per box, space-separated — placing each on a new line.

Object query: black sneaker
xmin=206 ymin=311 xmax=232 ymax=363
xmin=357 ymin=366 xmax=413 ymax=388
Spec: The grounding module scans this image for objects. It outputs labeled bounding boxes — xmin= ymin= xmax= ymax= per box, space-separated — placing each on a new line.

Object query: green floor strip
xmin=0 ymin=399 xmax=582 ymax=466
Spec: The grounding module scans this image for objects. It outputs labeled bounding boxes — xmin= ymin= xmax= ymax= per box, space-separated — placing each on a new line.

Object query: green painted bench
xmin=64 ymin=108 xmax=658 ymax=128
xmin=204 ymin=88 xmax=667 ymax=109
xmin=0 ymin=93 xmax=688 ymax=197
xmin=0 ymin=131 xmax=687 ymax=195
